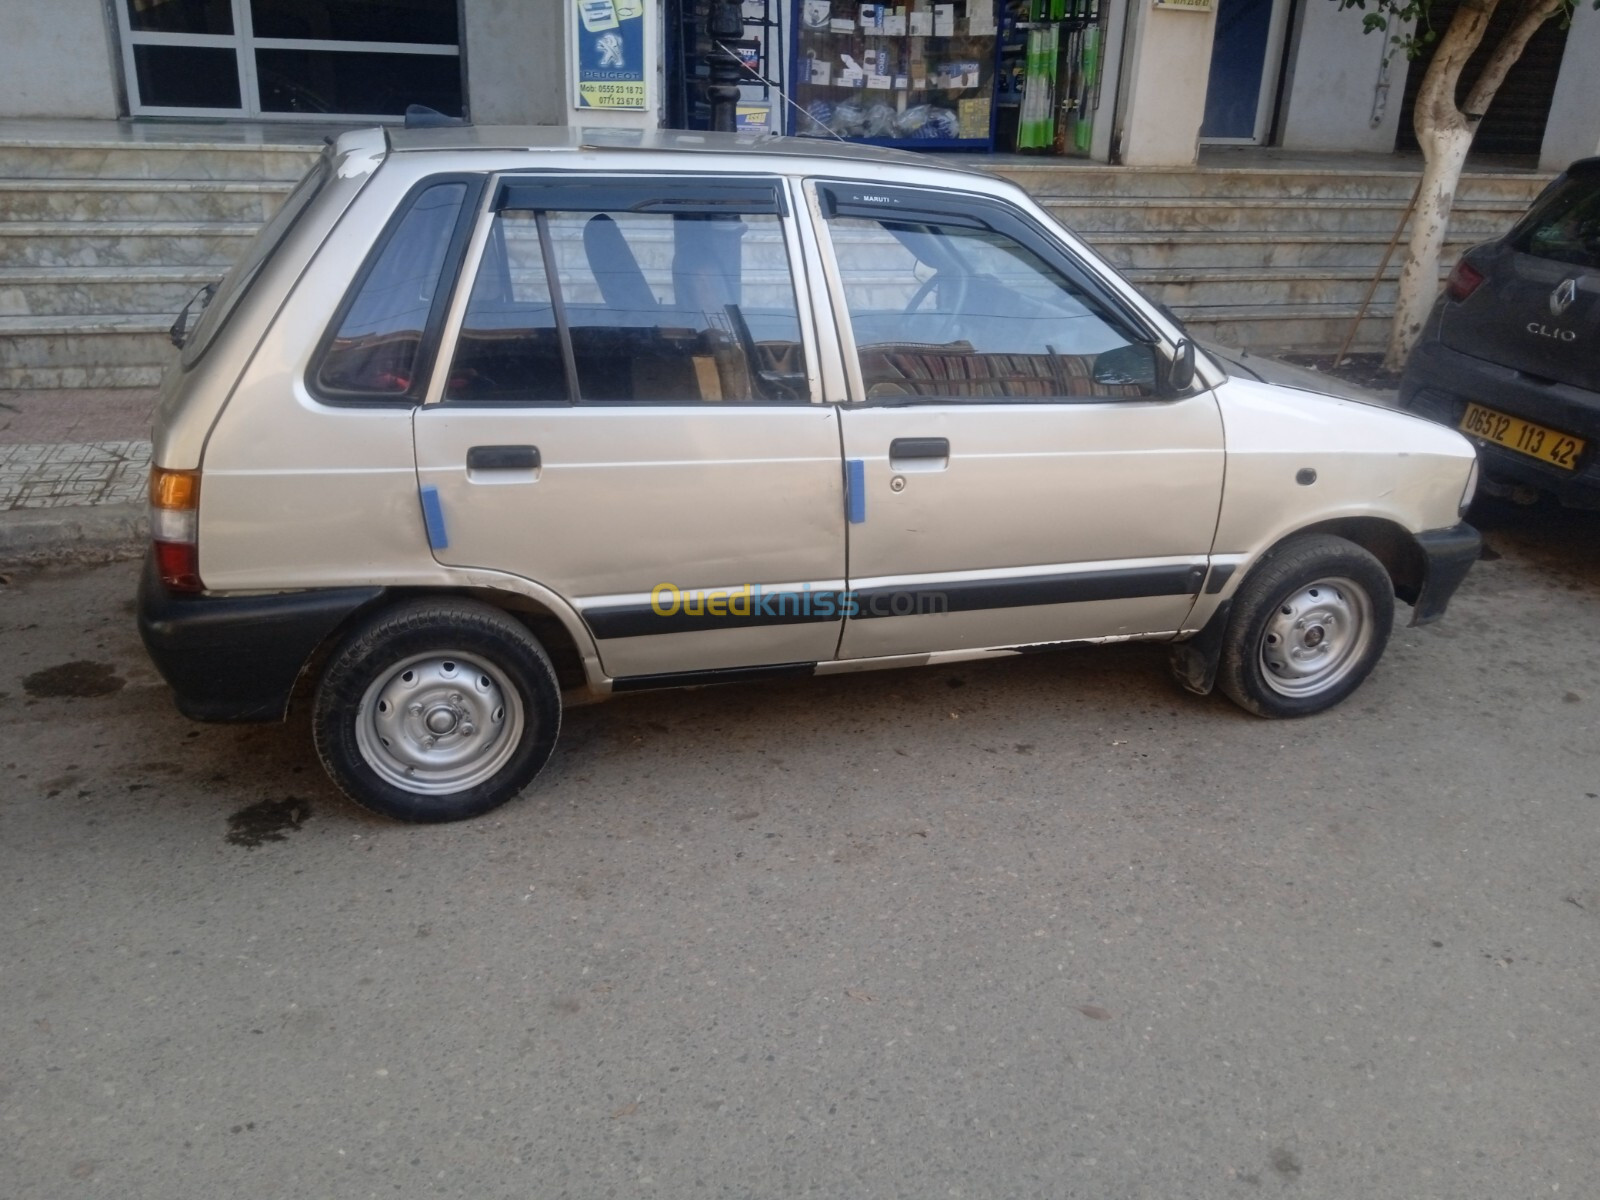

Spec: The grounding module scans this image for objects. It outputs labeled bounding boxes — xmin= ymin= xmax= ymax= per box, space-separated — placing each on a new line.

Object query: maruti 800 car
xmin=138 ymin=127 xmax=1481 ymax=822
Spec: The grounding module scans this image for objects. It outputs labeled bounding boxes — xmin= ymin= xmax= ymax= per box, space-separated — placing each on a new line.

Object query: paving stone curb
xmin=0 ymin=502 xmax=145 ymax=568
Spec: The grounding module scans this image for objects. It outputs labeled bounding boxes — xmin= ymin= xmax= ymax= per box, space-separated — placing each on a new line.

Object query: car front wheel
xmin=1217 ymin=534 xmax=1394 ymax=718
xmin=312 ymin=599 xmax=562 ymax=822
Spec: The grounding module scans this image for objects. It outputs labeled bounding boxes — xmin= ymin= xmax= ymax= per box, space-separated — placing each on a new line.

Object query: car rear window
xmin=1509 ymin=173 xmax=1600 ymax=270
xmin=180 ymin=155 xmax=332 ymax=369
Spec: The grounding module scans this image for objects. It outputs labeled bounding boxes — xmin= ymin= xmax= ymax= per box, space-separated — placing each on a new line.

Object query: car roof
xmin=382 ymin=124 xmax=995 ymax=180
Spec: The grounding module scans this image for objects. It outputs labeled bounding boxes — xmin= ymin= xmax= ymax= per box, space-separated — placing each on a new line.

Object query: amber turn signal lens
xmin=150 ymin=467 xmax=200 ymax=511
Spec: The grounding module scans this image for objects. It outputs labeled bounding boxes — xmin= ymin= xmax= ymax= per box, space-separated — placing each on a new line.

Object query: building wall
xmin=0 ymin=0 xmax=121 ymax=119
xmin=1116 ymin=7 xmax=1217 ymax=166
xmin=1277 ymin=2 xmax=1411 ymax=152
xmin=1540 ymin=1 xmax=1600 ymax=170
xmin=463 ymin=0 xmax=569 ymax=125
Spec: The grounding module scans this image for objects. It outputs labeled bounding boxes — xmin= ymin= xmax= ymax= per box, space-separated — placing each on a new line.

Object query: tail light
xmin=149 ymin=466 xmax=202 ymax=592
xmin=1445 ymin=259 xmax=1485 ymax=303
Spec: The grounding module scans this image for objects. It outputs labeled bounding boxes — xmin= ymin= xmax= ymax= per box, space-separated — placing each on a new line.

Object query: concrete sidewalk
xmin=0 ymin=388 xmax=155 ymax=566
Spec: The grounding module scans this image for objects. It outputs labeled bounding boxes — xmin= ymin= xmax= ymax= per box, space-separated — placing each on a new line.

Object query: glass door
xmin=116 ymin=0 xmax=463 ymax=120
xmin=1198 ymin=0 xmax=1290 ymax=144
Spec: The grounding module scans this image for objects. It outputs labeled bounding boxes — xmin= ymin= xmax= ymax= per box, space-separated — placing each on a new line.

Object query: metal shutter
xmin=1396 ymin=0 xmax=1570 ymax=159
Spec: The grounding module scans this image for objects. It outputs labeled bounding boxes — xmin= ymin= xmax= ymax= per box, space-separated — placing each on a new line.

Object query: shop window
xmin=117 ymin=0 xmax=461 ymax=117
xmin=125 ymin=0 xmax=234 ymax=35
xmin=132 ymin=45 xmax=242 ymax=108
xmin=256 ymin=48 xmax=462 ymax=116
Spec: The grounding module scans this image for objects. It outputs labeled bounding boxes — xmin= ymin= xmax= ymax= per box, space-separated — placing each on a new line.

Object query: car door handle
xmin=466 ymin=444 xmax=540 ymax=471
xmin=889 ymin=437 xmax=949 ymax=472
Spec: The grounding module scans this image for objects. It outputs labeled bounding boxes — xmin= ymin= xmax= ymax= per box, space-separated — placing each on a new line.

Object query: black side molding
xmin=1203 ymin=562 xmax=1236 ymax=595
xmin=612 ymin=662 xmax=816 ymax=693
xmin=852 ymin=562 xmax=1207 ymax=620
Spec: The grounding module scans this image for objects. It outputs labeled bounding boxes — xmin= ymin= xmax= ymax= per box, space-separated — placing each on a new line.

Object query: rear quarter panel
xmin=194 ymin=153 xmax=453 ymax=592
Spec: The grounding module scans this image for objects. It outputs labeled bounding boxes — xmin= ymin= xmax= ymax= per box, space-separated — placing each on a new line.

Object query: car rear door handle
xmin=466 ymin=444 xmax=540 ymax=471
xmin=889 ymin=437 xmax=949 ymax=472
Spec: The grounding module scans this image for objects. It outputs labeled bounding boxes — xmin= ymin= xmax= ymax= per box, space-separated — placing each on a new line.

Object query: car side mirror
xmin=1091 ymin=342 xmax=1159 ymax=392
xmin=1164 ymin=338 xmax=1197 ymax=394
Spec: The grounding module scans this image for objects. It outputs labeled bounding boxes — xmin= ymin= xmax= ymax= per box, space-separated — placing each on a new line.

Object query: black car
xmin=1400 ymin=157 xmax=1599 ymax=508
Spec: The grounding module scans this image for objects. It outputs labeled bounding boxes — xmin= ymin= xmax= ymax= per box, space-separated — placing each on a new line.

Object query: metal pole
xmin=706 ymin=0 xmax=743 ymax=132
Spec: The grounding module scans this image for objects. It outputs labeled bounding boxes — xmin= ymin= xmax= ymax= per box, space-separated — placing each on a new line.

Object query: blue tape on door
xmin=419 ymin=484 xmax=449 ymax=550
xmin=846 ymin=458 xmax=866 ymax=525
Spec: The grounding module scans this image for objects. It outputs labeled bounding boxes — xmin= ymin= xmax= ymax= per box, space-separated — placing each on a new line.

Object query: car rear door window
xmin=445 ymin=181 xmax=806 ymax=404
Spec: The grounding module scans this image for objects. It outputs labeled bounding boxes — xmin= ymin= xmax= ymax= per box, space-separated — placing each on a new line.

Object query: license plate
xmin=1459 ymin=403 xmax=1585 ymax=471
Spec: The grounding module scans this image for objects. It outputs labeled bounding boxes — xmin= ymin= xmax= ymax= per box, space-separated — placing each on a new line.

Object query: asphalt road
xmin=2 ymin=501 xmax=1598 ymax=1199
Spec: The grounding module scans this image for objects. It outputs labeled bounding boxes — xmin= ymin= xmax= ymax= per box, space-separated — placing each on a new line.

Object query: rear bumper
xmin=1411 ymin=522 xmax=1480 ymax=626
xmin=136 ymin=552 xmax=384 ymax=722
xmin=1401 ymin=336 xmax=1600 ymax=508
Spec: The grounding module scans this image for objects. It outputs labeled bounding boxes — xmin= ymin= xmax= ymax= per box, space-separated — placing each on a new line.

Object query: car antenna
xmin=714 ymin=39 xmax=847 ymax=143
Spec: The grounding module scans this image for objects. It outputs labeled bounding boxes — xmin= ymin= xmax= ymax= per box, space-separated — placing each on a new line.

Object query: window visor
xmin=494 ymin=177 xmax=786 ymax=216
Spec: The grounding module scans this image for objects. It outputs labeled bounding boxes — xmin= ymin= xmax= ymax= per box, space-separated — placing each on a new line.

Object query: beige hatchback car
xmin=139 ymin=126 xmax=1481 ymax=822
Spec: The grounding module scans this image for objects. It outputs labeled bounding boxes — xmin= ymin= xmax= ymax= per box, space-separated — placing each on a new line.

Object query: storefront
xmin=664 ymin=1 xmax=1122 ymax=156
xmin=791 ymin=1 xmax=1116 ymax=154
xmin=3 ymin=0 xmax=1597 ymax=172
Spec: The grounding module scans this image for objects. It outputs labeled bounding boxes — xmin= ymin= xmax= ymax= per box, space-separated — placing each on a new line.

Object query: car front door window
xmin=829 ymin=215 xmax=1158 ymax=402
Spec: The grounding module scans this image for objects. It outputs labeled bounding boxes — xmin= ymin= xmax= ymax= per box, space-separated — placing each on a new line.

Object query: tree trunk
xmin=1384 ymin=0 xmax=1496 ymax=371
xmin=1384 ymin=0 xmax=1569 ymax=370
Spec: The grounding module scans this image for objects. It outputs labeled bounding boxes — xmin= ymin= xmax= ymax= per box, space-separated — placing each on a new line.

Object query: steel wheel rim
xmin=354 ymin=651 xmax=525 ymax=795
xmin=1258 ymin=576 xmax=1375 ymax=699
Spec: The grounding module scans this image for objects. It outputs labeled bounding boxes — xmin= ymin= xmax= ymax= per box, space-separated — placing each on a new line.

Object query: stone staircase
xmin=991 ymin=160 xmax=1554 ymax=351
xmin=0 ymin=131 xmax=319 ymax=389
xmin=0 ymin=128 xmax=1559 ymax=389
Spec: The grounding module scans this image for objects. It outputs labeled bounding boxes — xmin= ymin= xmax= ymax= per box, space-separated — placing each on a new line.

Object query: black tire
xmin=312 ymin=598 xmax=561 ymax=822
xmin=1216 ymin=534 xmax=1394 ymax=718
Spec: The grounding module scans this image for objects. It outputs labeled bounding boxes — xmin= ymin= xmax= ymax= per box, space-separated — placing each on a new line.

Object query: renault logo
xmin=1550 ymin=277 xmax=1578 ymax=317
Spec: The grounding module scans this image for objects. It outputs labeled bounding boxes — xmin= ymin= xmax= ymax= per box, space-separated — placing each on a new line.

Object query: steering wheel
xmin=902 ymin=271 xmax=969 ymax=344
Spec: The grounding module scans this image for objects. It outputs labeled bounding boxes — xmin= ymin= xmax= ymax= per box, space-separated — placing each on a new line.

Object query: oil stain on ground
xmin=227 ymin=797 xmax=312 ymax=848
xmin=23 ymin=661 xmax=125 ymax=698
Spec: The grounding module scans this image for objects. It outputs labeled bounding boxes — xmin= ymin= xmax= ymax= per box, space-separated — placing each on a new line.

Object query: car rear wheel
xmin=312 ymin=599 xmax=561 ymax=822
xmin=1217 ymin=535 xmax=1394 ymax=718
